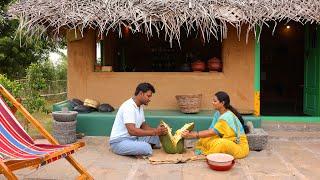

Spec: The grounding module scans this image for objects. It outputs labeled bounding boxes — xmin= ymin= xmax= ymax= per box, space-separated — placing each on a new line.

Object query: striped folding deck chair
xmin=0 ymin=85 xmax=93 ymax=180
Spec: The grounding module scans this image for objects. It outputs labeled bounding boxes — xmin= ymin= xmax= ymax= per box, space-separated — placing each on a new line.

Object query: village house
xmin=8 ymin=0 xmax=320 ymax=135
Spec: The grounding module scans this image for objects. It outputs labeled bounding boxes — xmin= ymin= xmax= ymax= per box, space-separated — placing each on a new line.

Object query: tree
xmin=23 ymin=62 xmax=47 ymax=113
xmin=0 ymin=0 xmax=60 ymax=79
xmin=0 ymin=1 xmax=10 ymax=27
xmin=0 ymin=73 xmax=22 ymax=97
xmin=56 ymin=51 xmax=67 ymax=80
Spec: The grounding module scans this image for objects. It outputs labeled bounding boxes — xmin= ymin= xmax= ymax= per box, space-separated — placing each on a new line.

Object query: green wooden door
xmin=304 ymin=25 xmax=320 ymax=115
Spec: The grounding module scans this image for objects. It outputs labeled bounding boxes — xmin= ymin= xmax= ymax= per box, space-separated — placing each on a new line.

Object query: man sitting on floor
xmin=109 ymin=82 xmax=167 ymax=156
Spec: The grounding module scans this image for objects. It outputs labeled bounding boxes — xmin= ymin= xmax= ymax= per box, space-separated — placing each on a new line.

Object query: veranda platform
xmin=53 ymin=101 xmax=261 ymax=136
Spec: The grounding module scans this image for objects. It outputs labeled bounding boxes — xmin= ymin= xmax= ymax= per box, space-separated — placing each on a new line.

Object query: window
xmin=94 ymin=28 xmax=223 ymax=72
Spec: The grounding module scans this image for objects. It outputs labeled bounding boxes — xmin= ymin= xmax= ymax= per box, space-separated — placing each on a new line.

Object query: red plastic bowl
xmin=207 ymin=160 xmax=235 ymax=171
xmin=206 ymin=153 xmax=235 ymax=171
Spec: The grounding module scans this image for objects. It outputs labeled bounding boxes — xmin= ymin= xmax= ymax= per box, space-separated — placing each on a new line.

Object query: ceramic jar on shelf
xmin=208 ymin=57 xmax=222 ymax=72
xmin=191 ymin=60 xmax=205 ymax=72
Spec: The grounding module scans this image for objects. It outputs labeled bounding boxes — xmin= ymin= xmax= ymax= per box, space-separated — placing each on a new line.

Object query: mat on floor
xmin=148 ymin=148 xmax=206 ymax=165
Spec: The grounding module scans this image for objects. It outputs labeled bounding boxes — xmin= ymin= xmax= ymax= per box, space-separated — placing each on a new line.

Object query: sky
xmin=49 ymin=48 xmax=67 ymax=66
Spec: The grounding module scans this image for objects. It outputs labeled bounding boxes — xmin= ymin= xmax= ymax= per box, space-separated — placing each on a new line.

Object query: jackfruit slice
xmin=159 ymin=120 xmax=194 ymax=154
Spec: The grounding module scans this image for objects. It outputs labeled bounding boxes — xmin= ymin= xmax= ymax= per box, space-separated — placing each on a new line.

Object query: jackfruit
xmin=159 ymin=120 xmax=194 ymax=154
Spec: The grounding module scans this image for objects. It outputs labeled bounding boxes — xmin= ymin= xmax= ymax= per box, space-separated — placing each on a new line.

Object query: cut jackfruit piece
xmin=159 ymin=120 xmax=194 ymax=154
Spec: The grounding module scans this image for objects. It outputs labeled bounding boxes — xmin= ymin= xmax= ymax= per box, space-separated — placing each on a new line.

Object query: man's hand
xmin=181 ymin=130 xmax=196 ymax=139
xmin=154 ymin=125 xmax=167 ymax=136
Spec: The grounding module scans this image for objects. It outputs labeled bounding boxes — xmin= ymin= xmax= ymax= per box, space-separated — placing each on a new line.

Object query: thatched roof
xmin=8 ymin=0 xmax=320 ymax=43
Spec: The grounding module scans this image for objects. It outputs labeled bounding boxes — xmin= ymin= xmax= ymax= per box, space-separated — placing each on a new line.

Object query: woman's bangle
xmin=196 ymin=131 xmax=199 ymax=139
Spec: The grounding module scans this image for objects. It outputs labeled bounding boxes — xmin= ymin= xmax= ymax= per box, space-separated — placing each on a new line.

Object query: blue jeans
xmin=109 ymin=136 xmax=160 ymax=156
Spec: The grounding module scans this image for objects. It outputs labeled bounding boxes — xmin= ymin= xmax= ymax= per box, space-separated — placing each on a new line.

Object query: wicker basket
xmin=175 ymin=94 xmax=202 ymax=113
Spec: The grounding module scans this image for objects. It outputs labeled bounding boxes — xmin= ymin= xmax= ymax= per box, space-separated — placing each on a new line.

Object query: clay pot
xmin=208 ymin=57 xmax=222 ymax=72
xmin=191 ymin=60 xmax=205 ymax=72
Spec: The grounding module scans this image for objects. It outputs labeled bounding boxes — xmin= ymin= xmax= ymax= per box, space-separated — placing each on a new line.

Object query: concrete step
xmin=262 ymin=121 xmax=320 ymax=132
xmin=266 ymin=130 xmax=320 ymax=141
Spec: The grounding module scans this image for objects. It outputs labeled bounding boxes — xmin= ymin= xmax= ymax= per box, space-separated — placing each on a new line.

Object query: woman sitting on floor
xmin=182 ymin=91 xmax=249 ymax=159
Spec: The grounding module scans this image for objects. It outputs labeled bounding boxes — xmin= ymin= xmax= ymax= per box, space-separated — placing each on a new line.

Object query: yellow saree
xmin=195 ymin=111 xmax=249 ymax=159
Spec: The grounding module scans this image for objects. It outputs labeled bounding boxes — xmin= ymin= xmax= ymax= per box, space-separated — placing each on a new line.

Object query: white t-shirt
xmin=109 ymin=98 xmax=145 ymax=141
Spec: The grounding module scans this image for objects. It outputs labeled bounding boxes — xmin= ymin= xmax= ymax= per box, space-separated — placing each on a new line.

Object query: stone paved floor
xmin=1 ymin=132 xmax=320 ymax=180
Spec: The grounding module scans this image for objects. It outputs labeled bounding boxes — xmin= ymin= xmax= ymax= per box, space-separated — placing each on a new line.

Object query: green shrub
xmin=23 ymin=63 xmax=48 ymax=113
xmin=0 ymin=74 xmax=22 ymax=96
xmin=0 ymin=74 xmax=22 ymax=108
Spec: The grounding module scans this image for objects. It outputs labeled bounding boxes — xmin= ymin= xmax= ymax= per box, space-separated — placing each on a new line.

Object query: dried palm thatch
xmin=8 ymin=0 xmax=320 ymax=44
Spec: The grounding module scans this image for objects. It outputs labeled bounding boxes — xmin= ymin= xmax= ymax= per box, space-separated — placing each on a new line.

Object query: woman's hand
xmin=181 ymin=130 xmax=197 ymax=139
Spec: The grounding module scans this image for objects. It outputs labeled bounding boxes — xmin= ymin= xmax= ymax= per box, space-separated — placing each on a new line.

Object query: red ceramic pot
xmin=208 ymin=57 xmax=222 ymax=72
xmin=191 ymin=60 xmax=205 ymax=72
